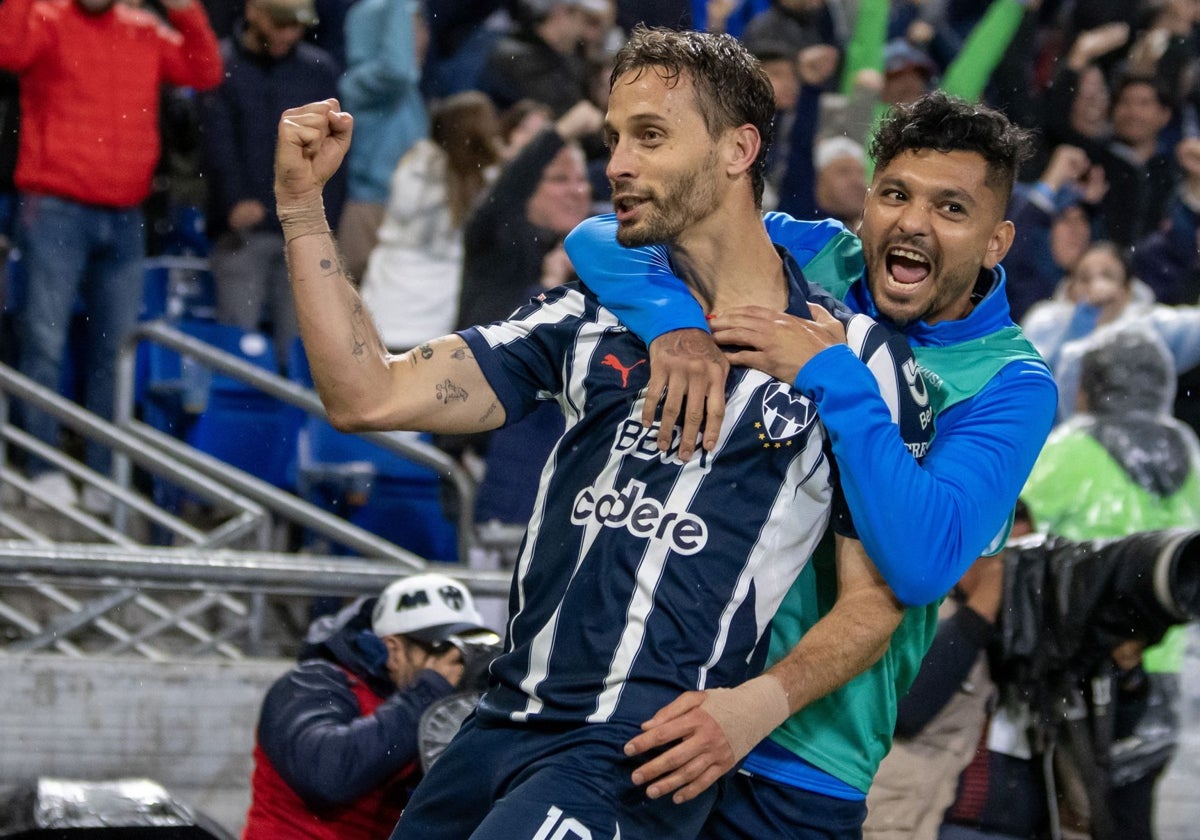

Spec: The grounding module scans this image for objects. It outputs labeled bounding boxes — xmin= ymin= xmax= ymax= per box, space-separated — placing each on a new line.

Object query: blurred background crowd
xmin=6 ymin=0 xmax=1200 ymax=532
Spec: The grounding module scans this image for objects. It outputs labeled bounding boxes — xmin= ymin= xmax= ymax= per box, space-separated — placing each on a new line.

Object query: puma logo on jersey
xmin=600 ymin=353 xmax=646 ymax=387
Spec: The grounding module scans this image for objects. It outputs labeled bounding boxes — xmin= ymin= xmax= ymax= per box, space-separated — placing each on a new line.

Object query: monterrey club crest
xmin=760 ymin=383 xmax=817 ymax=442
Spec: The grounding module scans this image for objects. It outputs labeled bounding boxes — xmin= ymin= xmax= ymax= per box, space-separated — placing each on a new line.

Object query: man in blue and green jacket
xmin=564 ymin=91 xmax=1057 ymax=838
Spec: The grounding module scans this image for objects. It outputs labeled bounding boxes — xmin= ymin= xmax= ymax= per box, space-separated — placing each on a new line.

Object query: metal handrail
xmin=0 ymin=362 xmax=271 ymax=549
xmin=0 ymin=542 xmax=512 ymax=599
xmin=113 ymin=320 xmax=480 ymax=562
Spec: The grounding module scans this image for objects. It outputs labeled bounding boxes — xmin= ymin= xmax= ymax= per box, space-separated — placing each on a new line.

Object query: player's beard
xmin=615 ymin=150 xmax=723 ymax=248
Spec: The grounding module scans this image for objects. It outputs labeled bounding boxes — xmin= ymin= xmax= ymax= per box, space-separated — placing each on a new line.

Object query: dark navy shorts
xmin=698 ymin=769 xmax=867 ymax=840
xmin=392 ymin=713 xmax=718 ymax=839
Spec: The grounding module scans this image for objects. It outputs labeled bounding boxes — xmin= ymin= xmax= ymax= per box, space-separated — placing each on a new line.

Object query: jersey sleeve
xmin=563 ymin=214 xmax=707 ymax=342
xmin=458 ymin=284 xmax=590 ymax=426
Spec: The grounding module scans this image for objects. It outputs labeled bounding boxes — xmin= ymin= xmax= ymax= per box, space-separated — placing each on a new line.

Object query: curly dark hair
xmin=870 ymin=91 xmax=1034 ymax=202
xmin=609 ymin=25 xmax=777 ymax=208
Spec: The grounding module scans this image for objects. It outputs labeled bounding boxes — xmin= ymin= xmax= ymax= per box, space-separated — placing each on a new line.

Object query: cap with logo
xmin=371 ymin=573 xmax=489 ymax=644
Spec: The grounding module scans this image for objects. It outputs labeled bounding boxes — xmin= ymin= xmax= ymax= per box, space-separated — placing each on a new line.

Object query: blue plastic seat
xmin=289 ymin=339 xmax=457 ymax=561
xmin=140 ymin=320 xmax=301 ymax=490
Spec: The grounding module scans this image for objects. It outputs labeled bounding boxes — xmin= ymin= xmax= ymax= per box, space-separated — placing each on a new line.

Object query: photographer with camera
xmin=242 ymin=573 xmax=500 ymax=840
xmin=1022 ymin=323 xmax=1200 ymax=839
xmin=865 ymin=513 xmax=1200 ymax=840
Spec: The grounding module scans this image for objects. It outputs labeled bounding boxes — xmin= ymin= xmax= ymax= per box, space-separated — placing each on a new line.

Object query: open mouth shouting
xmin=885 ymin=246 xmax=931 ymax=290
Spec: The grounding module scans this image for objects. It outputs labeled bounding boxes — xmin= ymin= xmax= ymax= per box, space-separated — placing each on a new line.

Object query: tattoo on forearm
xmin=350 ymin=300 xmax=368 ymax=359
xmin=477 ymin=401 xmax=499 ymax=424
xmin=436 ymin=379 xmax=468 ymax=404
xmin=451 ymin=347 xmax=473 ymax=361
xmin=420 ymin=343 xmax=434 ymax=360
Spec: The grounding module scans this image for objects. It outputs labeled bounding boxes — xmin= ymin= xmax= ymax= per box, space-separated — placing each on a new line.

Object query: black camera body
xmin=989 ymin=529 xmax=1200 ymax=839
xmin=996 ymin=528 xmax=1200 ymax=702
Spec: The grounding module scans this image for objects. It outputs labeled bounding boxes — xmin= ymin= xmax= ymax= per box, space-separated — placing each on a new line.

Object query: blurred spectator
xmin=1088 ymin=75 xmax=1177 ymax=247
xmin=335 ymin=0 xmax=428 ymax=282
xmin=740 ymin=0 xmax=846 ymax=62
xmin=833 ymin=0 xmax=1031 ymax=166
xmin=200 ymin=0 xmax=345 ymax=368
xmin=1021 ymin=325 xmax=1200 ymax=839
xmin=451 ymin=99 xmax=597 ymax=539
xmin=359 ymin=91 xmax=501 ymax=352
xmin=1024 ymin=325 xmax=1200 ymax=536
xmin=1002 ymin=143 xmax=1106 ymax=321
xmin=881 ymin=35 xmax=937 ymax=107
xmin=738 ymin=34 xmax=835 ymax=212
xmin=809 ymin=136 xmax=867 ymax=229
xmin=455 ymin=99 xmax=599 ymax=331
xmin=1033 ymin=21 xmax=1125 ymax=177
xmin=1021 ymin=240 xmax=1200 ymax=422
xmin=420 ymin=0 xmax=509 ymax=99
xmin=0 ymin=0 xmax=222 ymax=508
xmin=479 ymin=0 xmax=605 ymax=116
xmin=1133 ymin=135 xmax=1200 ymax=307
xmin=242 ymin=573 xmax=497 ymax=840
xmin=496 ymin=98 xmax=554 ymax=162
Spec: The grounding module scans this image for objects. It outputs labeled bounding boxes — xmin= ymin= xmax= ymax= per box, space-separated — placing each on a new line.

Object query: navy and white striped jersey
xmin=459 ymin=252 xmax=932 ymax=728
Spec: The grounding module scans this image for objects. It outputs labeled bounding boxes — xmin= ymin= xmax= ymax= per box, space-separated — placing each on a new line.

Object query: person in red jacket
xmin=241 ymin=572 xmax=498 ymax=840
xmin=0 ymin=0 xmax=222 ymax=511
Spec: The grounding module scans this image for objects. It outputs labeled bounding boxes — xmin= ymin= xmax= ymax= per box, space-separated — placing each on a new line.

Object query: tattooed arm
xmin=275 ymin=100 xmax=505 ymax=435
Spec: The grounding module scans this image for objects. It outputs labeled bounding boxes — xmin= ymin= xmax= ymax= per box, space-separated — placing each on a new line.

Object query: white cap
xmin=814 ymin=136 xmax=866 ymax=172
xmin=372 ymin=573 xmax=489 ymax=644
xmin=563 ymin=0 xmax=610 ymax=14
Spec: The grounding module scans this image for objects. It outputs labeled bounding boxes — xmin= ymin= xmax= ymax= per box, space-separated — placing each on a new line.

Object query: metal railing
xmin=0 ymin=264 xmax=515 ymax=662
xmin=0 ymin=542 xmax=511 ymax=660
xmin=112 ymin=319 xmax=481 ymax=563
xmin=0 ymin=360 xmax=431 ymax=565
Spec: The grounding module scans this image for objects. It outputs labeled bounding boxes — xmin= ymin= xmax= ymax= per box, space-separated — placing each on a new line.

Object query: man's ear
xmin=983 ymin=219 xmax=1016 ymax=270
xmin=726 ymin=123 xmax=762 ymax=178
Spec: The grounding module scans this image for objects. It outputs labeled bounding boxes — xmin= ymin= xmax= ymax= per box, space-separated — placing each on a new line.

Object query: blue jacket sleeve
xmin=256 ymin=662 xmax=453 ymax=808
xmin=796 ymin=351 xmax=1058 ymax=605
xmin=563 ymin=214 xmax=707 ymax=342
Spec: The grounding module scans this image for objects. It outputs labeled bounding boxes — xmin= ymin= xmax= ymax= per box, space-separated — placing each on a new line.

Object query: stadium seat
xmin=140 ymin=320 xmax=301 ymax=490
xmin=289 ymin=339 xmax=457 ymax=562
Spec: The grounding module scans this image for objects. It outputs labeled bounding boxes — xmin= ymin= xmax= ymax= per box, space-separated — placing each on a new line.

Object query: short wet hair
xmin=610 ymin=25 xmax=777 ymax=207
xmin=870 ymin=91 xmax=1034 ymax=202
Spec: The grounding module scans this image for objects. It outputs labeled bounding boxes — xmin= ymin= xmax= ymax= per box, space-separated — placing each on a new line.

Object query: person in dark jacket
xmin=199 ymin=0 xmax=345 ymax=368
xmin=241 ymin=572 xmax=496 ymax=840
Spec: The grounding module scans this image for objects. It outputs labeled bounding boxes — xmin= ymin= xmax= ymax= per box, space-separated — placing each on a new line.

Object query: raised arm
xmin=275 ymin=100 xmax=504 ymax=435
